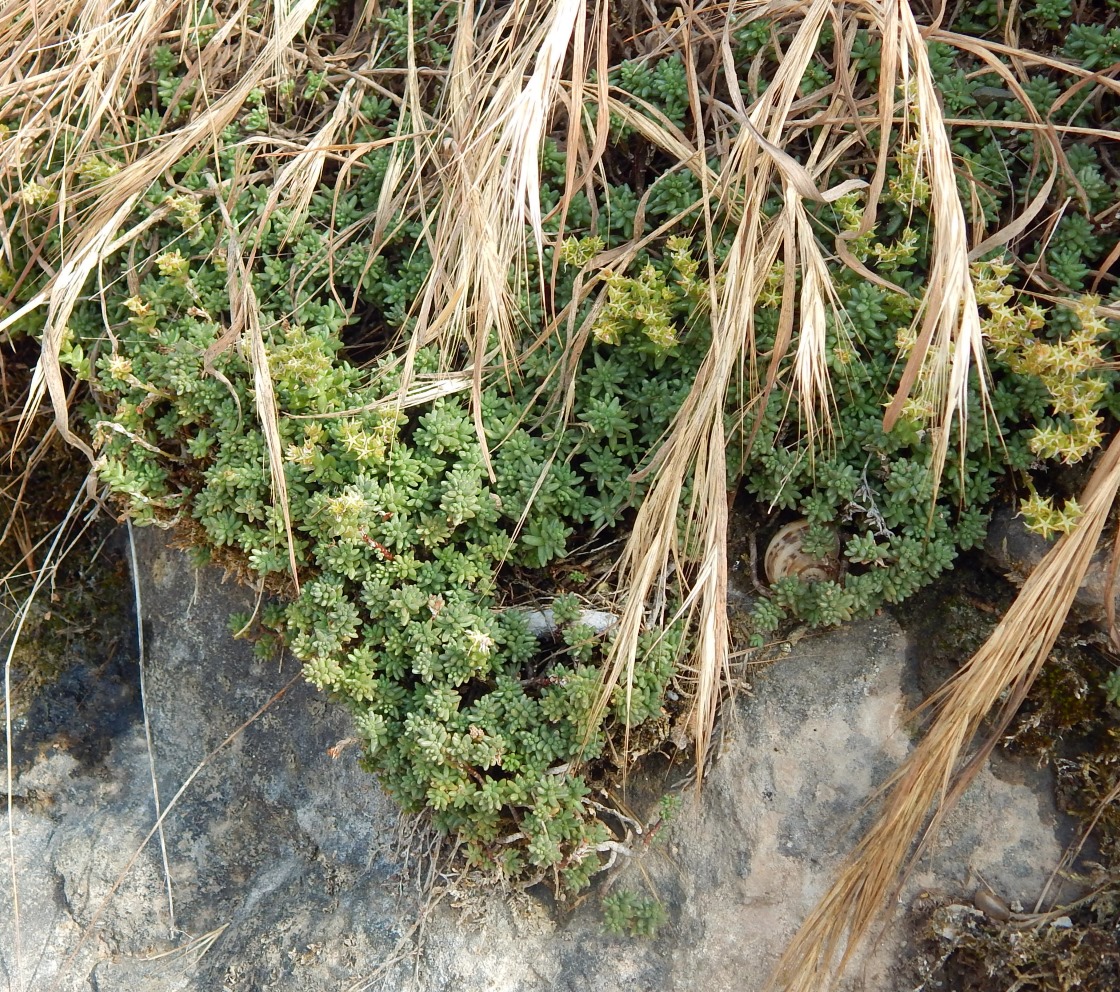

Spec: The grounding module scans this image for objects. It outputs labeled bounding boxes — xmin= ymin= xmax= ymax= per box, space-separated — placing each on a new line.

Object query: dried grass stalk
xmin=393 ymin=1 xmax=603 ymax=398
xmin=595 ymin=0 xmax=850 ymax=768
xmin=878 ymin=0 xmax=990 ymax=489
xmin=206 ymin=178 xmax=302 ymax=594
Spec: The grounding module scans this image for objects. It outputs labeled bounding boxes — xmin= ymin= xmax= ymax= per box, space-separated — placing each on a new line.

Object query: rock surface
xmin=1 ymin=529 xmax=1078 ymax=991
xmin=985 ymin=506 xmax=1120 ymax=637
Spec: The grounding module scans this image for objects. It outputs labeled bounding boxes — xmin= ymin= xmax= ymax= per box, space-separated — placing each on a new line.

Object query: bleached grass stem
xmin=126 ymin=520 xmax=176 ymax=938
xmin=2 ymin=0 xmax=320 ymax=457
xmin=878 ymin=0 xmax=990 ymax=489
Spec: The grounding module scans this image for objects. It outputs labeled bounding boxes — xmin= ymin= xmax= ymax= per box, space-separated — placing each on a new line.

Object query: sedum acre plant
xmin=2 ymin=0 xmax=1118 ymax=897
xmin=68 ymin=182 xmax=702 ymax=890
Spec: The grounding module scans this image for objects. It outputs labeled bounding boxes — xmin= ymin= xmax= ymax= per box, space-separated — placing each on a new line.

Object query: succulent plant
xmin=3 ymin=0 xmax=1117 ymax=893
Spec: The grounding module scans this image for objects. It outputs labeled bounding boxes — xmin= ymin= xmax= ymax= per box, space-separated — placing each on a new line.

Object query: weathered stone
xmin=0 ymin=529 xmax=1078 ymax=991
xmin=985 ymin=507 xmax=1120 ymax=636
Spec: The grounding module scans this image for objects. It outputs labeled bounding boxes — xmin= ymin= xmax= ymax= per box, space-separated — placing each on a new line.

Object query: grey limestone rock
xmin=0 ymin=528 xmax=1077 ymax=991
xmin=985 ymin=506 xmax=1120 ymax=635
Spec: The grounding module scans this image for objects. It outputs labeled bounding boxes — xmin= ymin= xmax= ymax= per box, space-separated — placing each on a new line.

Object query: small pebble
xmin=973 ymin=888 xmax=1011 ymax=922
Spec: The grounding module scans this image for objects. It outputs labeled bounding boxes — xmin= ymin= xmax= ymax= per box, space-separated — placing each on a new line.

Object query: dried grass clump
xmin=592 ymin=0 xmax=1001 ymax=780
xmin=1 ymin=1 xmax=1117 ymax=989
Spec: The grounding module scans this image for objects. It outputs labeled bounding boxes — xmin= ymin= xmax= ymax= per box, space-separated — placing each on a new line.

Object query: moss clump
xmin=601 ymin=888 xmax=669 ymax=938
xmin=0 ymin=338 xmax=131 ymax=731
xmin=914 ymin=898 xmax=1120 ymax=992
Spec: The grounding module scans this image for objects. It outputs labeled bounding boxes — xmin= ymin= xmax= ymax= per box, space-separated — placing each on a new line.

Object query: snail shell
xmin=764 ymin=519 xmax=841 ymax=585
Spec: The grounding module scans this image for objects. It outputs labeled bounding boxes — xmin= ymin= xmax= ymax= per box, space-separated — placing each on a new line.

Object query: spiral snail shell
xmin=764 ymin=519 xmax=841 ymax=585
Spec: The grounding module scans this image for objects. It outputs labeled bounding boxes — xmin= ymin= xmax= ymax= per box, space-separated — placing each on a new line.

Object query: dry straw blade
xmin=1 ymin=1 xmax=321 ymax=604
xmin=877 ymin=0 xmax=992 ymax=491
xmin=391 ymin=1 xmax=604 ymax=401
xmin=249 ymin=79 xmax=363 ymax=255
xmin=208 ymin=180 xmax=302 ymax=595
